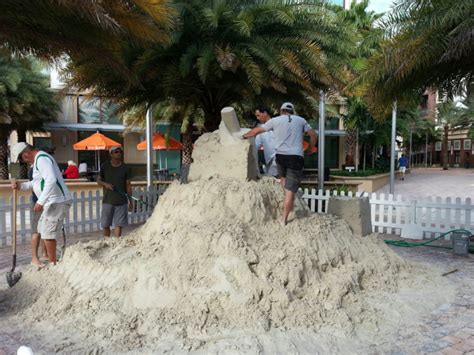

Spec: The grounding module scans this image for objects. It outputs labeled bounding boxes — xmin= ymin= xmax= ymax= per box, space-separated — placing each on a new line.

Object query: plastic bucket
xmin=451 ymin=232 xmax=470 ymax=256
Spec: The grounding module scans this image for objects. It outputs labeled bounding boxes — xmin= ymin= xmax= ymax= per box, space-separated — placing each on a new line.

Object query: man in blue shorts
xmin=243 ymin=102 xmax=317 ymax=225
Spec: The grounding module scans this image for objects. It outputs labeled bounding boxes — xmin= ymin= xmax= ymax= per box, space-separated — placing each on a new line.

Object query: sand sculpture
xmin=0 ymin=107 xmax=452 ymax=353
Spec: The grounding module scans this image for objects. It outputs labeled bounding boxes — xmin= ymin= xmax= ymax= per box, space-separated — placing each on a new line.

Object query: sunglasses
xmin=111 ymin=149 xmax=122 ymax=154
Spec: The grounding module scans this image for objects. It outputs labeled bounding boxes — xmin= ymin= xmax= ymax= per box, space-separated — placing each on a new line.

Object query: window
xmin=464 ymin=139 xmax=471 ymax=150
xmin=33 ymin=137 xmax=52 ymax=150
xmin=78 ymin=96 xmax=120 ymax=125
xmin=435 ymin=142 xmax=442 ymax=151
xmin=453 ymin=140 xmax=461 ymax=151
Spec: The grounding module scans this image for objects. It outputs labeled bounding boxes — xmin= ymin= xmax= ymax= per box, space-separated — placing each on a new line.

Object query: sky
xmin=367 ymin=0 xmax=395 ymax=13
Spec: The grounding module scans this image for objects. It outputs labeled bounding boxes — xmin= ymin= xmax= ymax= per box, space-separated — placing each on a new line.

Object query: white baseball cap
xmin=280 ymin=102 xmax=295 ymax=112
xmin=11 ymin=142 xmax=29 ymax=163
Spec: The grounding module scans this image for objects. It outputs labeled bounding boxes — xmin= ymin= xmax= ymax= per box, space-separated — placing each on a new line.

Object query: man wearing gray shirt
xmin=243 ymin=102 xmax=317 ymax=225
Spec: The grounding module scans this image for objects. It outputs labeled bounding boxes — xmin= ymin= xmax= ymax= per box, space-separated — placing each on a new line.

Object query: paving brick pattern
xmin=380 ymin=241 xmax=474 ymax=355
xmin=376 ymin=168 xmax=474 ymax=199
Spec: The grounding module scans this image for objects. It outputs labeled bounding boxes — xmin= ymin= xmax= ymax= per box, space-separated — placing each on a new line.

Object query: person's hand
xmin=103 ymin=182 xmax=114 ymax=190
xmin=11 ymin=181 xmax=19 ymax=190
xmin=241 ymin=133 xmax=248 ymax=139
xmin=34 ymin=203 xmax=44 ymax=212
xmin=304 ymin=145 xmax=316 ymax=155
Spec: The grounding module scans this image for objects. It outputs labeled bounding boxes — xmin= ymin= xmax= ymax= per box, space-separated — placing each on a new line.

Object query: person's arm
xmin=306 ymin=129 xmax=317 ymax=153
xmin=242 ymin=127 xmax=267 ymax=139
xmin=36 ymin=157 xmax=57 ymax=207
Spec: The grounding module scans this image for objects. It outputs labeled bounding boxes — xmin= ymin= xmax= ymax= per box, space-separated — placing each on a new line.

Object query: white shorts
xmin=38 ymin=202 xmax=71 ymax=240
xmin=400 ymin=166 xmax=406 ymax=173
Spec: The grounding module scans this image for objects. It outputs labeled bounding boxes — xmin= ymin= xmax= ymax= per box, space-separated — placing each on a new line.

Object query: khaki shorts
xmin=31 ymin=209 xmax=42 ymax=234
xmin=38 ymin=202 xmax=71 ymax=240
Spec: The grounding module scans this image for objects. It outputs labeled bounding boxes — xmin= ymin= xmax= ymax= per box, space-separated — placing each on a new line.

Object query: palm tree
xmin=0 ymin=1 xmax=175 ymax=91
xmin=68 ymin=0 xmax=354 ymax=170
xmin=0 ymin=53 xmax=59 ymax=179
xmin=366 ymin=0 xmax=474 ymax=107
xmin=336 ymin=0 xmax=383 ymax=167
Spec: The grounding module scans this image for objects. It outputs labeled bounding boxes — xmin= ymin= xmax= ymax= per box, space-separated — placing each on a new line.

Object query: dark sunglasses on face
xmin=112 ymin=149 xmax=122 ymax=154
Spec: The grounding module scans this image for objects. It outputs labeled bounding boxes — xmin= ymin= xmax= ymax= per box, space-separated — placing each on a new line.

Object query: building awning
xmin=45 ymin=123 xmax=362 ymax=137
xmin=45 ymin=122 xmax=126 ymax=132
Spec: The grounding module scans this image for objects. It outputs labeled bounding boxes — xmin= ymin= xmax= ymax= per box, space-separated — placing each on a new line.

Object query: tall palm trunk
xmin=16 ymin=129 xmax=28 ymax=179
xmin=0 ymin=125 xmax=10 ymax=180
xmin=180 ymin=124 xmax=194 ymax=183
xmin=182 ymin=125 xmax=193 ymax=167
xmin=344 ymin=128 xmax=357 ymax=166
xmin=442 ymin=125 xmax=449 ymax=170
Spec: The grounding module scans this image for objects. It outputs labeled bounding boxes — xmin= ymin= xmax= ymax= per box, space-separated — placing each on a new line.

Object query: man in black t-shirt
xmin=97 ymin=146 xmax=132 ymax=238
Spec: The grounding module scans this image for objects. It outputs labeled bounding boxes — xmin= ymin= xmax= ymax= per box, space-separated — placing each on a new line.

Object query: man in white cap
xmin=243 ymin=102 xmax=317 ymax=225
xmin=97 ymin=146 xmax=132 ymax=239
xmin=11 ymin=143 xmax=72 ymax=266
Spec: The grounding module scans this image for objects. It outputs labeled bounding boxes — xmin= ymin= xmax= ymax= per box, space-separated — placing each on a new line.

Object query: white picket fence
xmin=1 ymin=186 xmax=472 ymax=246
xmin=0 ymin=185 xmax=167 ymax=247
xmin=301 ymin=189 xmax=474 ymax=239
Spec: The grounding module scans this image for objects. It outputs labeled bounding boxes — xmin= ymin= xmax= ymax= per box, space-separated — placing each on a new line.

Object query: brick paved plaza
xmin=376 ymin=168 xmax=474 ymax=199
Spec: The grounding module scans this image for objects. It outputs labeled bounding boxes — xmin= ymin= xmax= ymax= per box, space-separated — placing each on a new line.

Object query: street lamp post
xmin=146 ymin=107 xmax=154 ymax=188
xmin=318 ymin=90 xmax=326 ymax=191
xmin=389 ymin=101 xmax=397 ymax=195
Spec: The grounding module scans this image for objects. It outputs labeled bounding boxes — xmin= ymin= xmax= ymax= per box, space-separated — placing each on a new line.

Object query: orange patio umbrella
xmin=73 ymin=131 xmax=122 ymax=170
xmin=136 ymin=133 xmax=182 ymax=151
xmin=136 ymin=133 xmax=183 ymax=170
xmin=73 ymin=131 xmax=122 ymax=150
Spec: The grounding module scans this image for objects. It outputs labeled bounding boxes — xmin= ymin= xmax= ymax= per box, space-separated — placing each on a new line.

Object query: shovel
xmin=6 ymin=185 xmax=22 ymax=287
xmin=113 ymin=187 xmax=151 ymax=208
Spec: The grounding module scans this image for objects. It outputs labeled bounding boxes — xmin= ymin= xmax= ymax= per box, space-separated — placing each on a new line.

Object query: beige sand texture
xmin=0 ymin=108 xmax=457 ymax=353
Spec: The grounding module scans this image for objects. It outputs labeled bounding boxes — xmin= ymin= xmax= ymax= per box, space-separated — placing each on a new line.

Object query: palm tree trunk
xmin=180 ymin=123 xmax=194 ymax=183
xmin=442 ymin=125 xmax=449 ymax=170
xmin=16 ymin=129 xmax=28 ymax=179
xmin=344 ymin=128 xmax=356 ymax=166
xmin=372 ymin=145 xmax=376 ymax=169
xmin=182 ymin=125 xmax=193 ymax=167
xmin=0 ymin=125 xmax=10 ymax=180
xmin=363 ymin=142 xmax=367 ymax=171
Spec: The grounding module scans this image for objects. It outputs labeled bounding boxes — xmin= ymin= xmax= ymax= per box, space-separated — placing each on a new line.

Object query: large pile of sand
xmin=0 ymin=110 xmax=455 ymax=352
xmin=4 ymin=177 xmax=408 ymax=352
